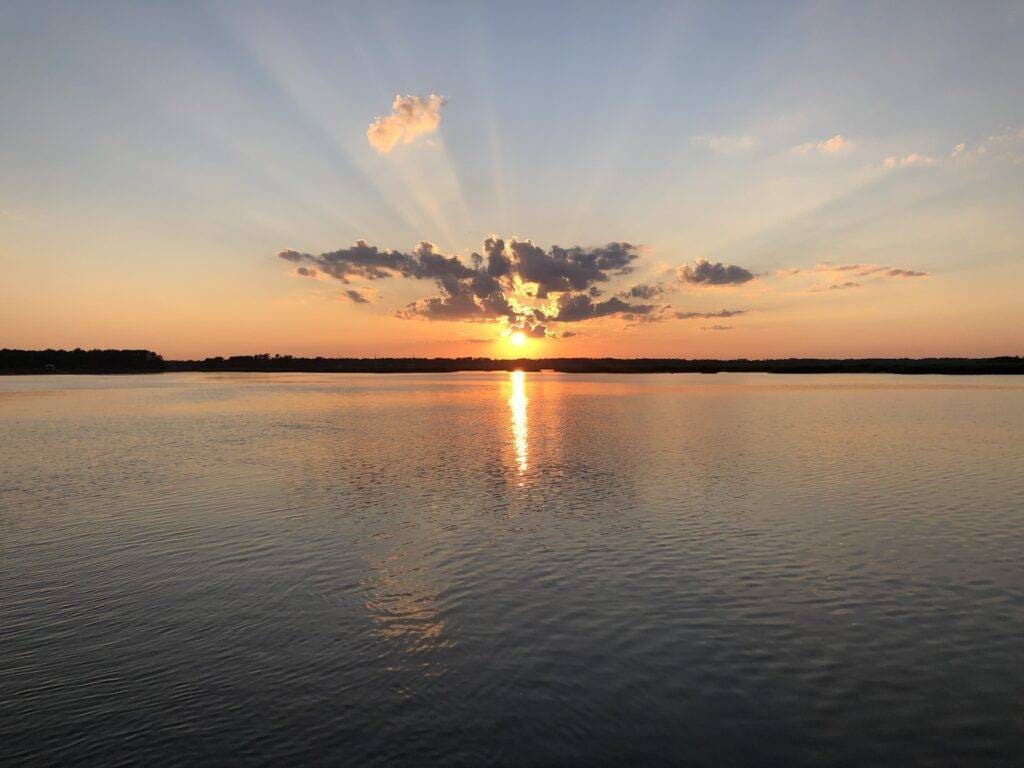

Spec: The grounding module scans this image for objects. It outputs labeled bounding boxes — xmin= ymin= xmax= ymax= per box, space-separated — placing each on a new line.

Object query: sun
xmin=508 ymin=330 xmax=527 ymax=347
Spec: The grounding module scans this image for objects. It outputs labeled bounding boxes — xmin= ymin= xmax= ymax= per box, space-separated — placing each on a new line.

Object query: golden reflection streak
xmin=509 ymin=370 xmax=528 ymax=474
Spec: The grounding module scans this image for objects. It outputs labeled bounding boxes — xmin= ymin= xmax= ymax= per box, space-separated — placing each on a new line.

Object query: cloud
xmin=883 ymin=153 xmax=935 ymax=169
xmin=691 ymin=134 xmax=759 ymax=155
xmin=834 ymin=263 xmax=928 ymax=277
xmin=280 ymin=240 xmax=411 ymax=283
xmin=677 ymin=259 xmax=756 ymax=286
xmin=793 ymin=134 xmax=851 ymax=155
xmin=675 ymin=309 xmax=747 ymax=319
xmin=886 ymin=268 xmax=928 ymax=278
xmin=285 ymin=236 xmax=656 ymax=334
xmin=400 ymin=279 xmax=501 ymax=322
xmin=829 ymin=281 xmax=860 ymax=290
xmin=701 ymin=325 xmax=732 ymax=331
xmin=366 ymin=94 xmax=447 ymax=155
xmin=544 ymin=293 xmax=656 ymax=323
xmin=619 ymin=283 xmax=664 ymax=300
xmin=511 ymin=240 xmax=639 ymax=298
xmin=949 ymin=128 xmax=1024 ymax=164
xmin=881 ymin=128 xmax=1024 ymax=171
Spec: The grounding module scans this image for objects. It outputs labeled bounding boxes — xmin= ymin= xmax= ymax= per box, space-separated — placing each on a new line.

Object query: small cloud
xmin=949 ymin=128 xmax=1024 ymax=165
xmin=793 ymin=134 xmax=851 ymax=156
xmin=296 ymin=266 xmax=318 ymax=277
xmin=510 ymin=322 xmax=548 ymax=338
xmin=691 ymin=134 xmax=759 ymax=155
xmin=675 ymin=309 xmax=747 ymax=319
xmin=343 ymin=289 xmax=371 ymax=304
xmin=883 ymin=153 xmax=935 ymax=169
xmin=677 ymin=259 xmax=756 ymax=286
xmin=700 ymin=325 xmax=733 ymax=331
xmin=618 ymin=283 xmax=664 ymax=300
xmin=808 ymin=263 xmax=929 ymax=279
xmin=560 ymin=331 xmax=578 ymax=338
xmin=829 ymin=281 xmax=860 ymax=290
xmin=367 ymin=94 xmax=447 ymax=155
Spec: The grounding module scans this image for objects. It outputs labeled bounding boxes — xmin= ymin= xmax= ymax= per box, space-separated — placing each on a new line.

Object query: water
xmin=2 ymin=372 xmax=1023 ymax=766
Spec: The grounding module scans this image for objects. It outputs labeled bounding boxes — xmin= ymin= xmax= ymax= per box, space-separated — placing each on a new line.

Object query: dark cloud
xmin=830 ymin=281 xmax=860 ymax=290
xmin=547 ymin=293 xmax=656 ymax=322
xmin=511 ymin=240 xmax=640 ymax=298
xmin=811 ymin=263 xmax=929 ymax=278
xmin=280 ymin=240 xmax=411 ymax=283
xmin=677 ymin=259 xmax=755 ymax=286
xmin=619 ymin=283 xmax=664 ymax=300
xmin=405 ymin=241 xmax=476 ymax=281
xmin=484 ymin=236 xmax=512 ymax=277
xmin=400 ymin=279 xmax=495 ymax=321
xmin=295 ymin=266 xmax=317 ymax=277
xmin=560 ymin=331 xmax=578 ymax=338
xmin=701 ymin=325 xmax=733 ymax=331
xmin=675 ymin=309 xmax=746 ymax=319
xmin=886 ymin=268 xmax=928 ymax=278
xmin=829 ymin=263 xmax=874 ymax=272
xmin=344 ymin=289 xmax=370 ymax=304
xmin=284 ymin=236 xmax=650 ymax=331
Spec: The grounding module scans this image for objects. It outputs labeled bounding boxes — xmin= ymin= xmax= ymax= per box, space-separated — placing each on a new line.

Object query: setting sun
xmin=508 ymin=331 xmax=527 ymax=347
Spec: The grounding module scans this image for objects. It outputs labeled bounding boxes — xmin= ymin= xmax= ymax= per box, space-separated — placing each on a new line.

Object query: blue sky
xmin=1 ymin=1 xmax=1022 ymax=357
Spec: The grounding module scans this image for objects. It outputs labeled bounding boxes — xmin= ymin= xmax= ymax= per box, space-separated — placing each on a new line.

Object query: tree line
xmin=3 ymin=350 xmax=1022 ymax=375
xmin=0 ymin=348 xmax=165 ymax=373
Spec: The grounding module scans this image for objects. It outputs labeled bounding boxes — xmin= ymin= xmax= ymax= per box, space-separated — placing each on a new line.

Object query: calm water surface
xmin=2 ymin=372 xmax=1023 ymax=766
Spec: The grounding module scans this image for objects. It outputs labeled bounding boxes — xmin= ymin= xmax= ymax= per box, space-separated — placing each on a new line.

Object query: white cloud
xmin=792 ymin=134 xmax=851 ymax=156
xmin=950 ymin=128 xmax=1024 ymax=164
xmin=691 ymin=134 xmax=759 ymax=155
xmin=366 ymin=94 xmax=447 ymax=155
xmin=883 ymin=152 xmax=936 ymax=169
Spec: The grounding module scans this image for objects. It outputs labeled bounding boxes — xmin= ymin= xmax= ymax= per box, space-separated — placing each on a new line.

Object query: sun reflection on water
xmin=509 ymin=370 xmax=528 ymax=474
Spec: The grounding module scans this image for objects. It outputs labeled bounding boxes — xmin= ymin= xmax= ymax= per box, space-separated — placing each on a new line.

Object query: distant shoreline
xmin=2 ymin=350 xmax=1023 ymax=376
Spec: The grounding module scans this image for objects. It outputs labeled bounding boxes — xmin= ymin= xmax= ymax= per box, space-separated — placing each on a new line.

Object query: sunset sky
xmin=2 ymin=1 xmax=1022 ymax=359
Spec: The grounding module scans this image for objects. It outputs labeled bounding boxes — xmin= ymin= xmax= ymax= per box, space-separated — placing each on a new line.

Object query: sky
xmin=1 ymin=0 xmax=1023 ymax=359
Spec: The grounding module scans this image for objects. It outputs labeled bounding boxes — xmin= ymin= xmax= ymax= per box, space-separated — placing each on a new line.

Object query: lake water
xmin=2 ymin=372 xmax=1023 ymax=766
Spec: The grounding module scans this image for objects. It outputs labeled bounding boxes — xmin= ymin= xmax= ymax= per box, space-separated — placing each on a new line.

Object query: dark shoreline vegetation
xmin=3 ymin=348 xmax=1024 ymax=375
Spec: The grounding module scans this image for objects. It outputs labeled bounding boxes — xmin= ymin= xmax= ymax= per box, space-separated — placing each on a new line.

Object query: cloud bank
xmin=281 ymin=236 xmax=663 ymax=335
